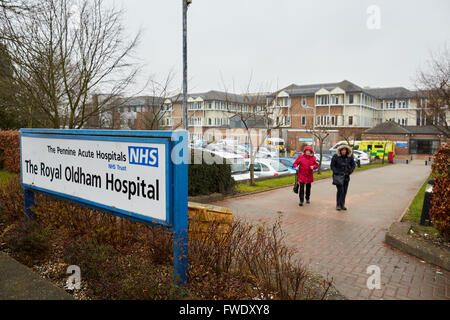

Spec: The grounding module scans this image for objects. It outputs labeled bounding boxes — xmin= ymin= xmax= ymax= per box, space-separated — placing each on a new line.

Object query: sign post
xmin=20 ymin=129 xmax=188 ymax=286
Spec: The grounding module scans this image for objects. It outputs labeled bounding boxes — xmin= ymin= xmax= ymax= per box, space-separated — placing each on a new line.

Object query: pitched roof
xmin=363 ymin=87 xmax=415 ymax=99
xmin=363 ymin=121 xmax=411 ymax=134
xmin=283 ymin=80 xmax=364 ymax=96
xmin=364 ymin=121 xmax=442 ymax=135
xmin=404 ymin=125 xmax=441 ymax=135
xmin=171 ymin=90 xmax=266 ymax=104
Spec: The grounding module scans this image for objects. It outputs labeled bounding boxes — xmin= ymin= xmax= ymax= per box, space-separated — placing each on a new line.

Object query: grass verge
xmin=402 ymin=174 xmax=440 ymax=237
xmin=235 ymin=163 xmax=392 ymax=193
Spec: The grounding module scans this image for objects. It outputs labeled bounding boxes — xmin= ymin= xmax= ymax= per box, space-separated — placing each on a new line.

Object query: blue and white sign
xmin=20 ymin=129 xmax=188 ymax=284
xmin=395 ymin=141 xmax=408 ymax=148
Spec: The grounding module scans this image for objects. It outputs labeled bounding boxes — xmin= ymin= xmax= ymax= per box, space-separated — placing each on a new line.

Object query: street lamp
xmin=182 ymin=0 xmax=192 ymax=131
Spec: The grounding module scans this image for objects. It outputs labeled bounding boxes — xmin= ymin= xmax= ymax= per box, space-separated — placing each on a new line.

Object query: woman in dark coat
xmin=330 ymin=145 xmax=356 ymax=211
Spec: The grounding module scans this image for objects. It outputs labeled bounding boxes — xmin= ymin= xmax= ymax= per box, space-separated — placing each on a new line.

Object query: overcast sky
xmin=113 ymin=0 xmax=450 ymax=94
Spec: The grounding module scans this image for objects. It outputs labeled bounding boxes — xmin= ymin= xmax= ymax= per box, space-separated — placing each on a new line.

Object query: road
xmin=213 ymin=162 xmax=450 ymax=300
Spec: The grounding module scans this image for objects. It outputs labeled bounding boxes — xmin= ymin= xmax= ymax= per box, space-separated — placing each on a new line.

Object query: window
xmin=261 ymin=164 xmax=270 ymax=172
xmin=189 ymin=117 xmax=202 ymax=126
xmin=349 ymin=94 xmax=354 ymax=104
xmin=348 ymin=116 xmax=353 ymax=125
xmin=317 ymin=95 xmax=328 ymax=105
xmin=302 ymin=97 xmax=307 ymax=106
xmin=331 ymin=96 xmax=339 ymax=104
xmin=301 ymin=116 xmax=306 ymax=126
xmin=409 ymin=140 xmax=440 ymax=155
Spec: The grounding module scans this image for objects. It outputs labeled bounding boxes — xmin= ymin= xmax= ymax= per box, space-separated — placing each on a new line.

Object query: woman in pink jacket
xmin=293 ymin=146 xmax=319 ymax=206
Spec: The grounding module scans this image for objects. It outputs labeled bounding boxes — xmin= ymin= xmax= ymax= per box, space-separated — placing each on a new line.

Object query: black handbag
xmin=332 ymin=174 xmax=345 ymax=186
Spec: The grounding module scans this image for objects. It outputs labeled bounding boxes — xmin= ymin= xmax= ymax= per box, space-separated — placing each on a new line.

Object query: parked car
xmin=291 ymin=150 xmax=302 ymax=159
xmin=228 ymin=145 xmax=249 ymax=159
xmin=230 ymin=160 xmax=251 ymax=181
xmin=273 ymin=157 xmax=296 ymax=173
xmin=330 ymin=141 xmax=360 ymax=151
xmin=245 ymin=158 xmax=290 ymax=178
xmin=319 ymin=149 xmax=333 ymax=157
xmin=255 ymin=146 xmax=279 ymax=158
xmin=217 ymin=139 xmax=239 ymax=146
xmin=353 ymin=150 xmax=370 ymax=165
xmin=315 ymin=153 xmax=332 ymax=171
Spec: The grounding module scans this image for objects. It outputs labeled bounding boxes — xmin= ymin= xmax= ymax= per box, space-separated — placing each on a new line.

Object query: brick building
xmin=85 ymin=80 xmax=448 ymax=155
xmin=362 ymin=121 xmax=448 ymax=158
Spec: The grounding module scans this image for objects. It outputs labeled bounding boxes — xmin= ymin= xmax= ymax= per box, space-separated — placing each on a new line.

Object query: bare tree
xmin=139 ymin=72 xmax=181 ymax=130
xmin=0 ymin=0 xmax=141 ymax=129
xmin=223 ymin=81 xmax=282 ymax=185
xmin=338 ymin=128 xmax=361 ymax=147
xmin=0 ymin=0 xmax=30 ymax=13
xmin=0 ymin=42 xmax=26 ymax=129
xmin=415 ymin=48 xmax=450 ymax=138
xmin=306 ymin=126 xmax=330 ymax=174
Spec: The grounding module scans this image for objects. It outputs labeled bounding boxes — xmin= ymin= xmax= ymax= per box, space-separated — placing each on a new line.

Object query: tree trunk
xmin=318 ymin=140 xmax=323 ymax=175
xmin=248 ymin=134 xmax=255 ymax=186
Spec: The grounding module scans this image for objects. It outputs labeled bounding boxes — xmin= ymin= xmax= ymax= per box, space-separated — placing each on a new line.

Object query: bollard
xmin=420 ymin=180 xmax=434 ymax=226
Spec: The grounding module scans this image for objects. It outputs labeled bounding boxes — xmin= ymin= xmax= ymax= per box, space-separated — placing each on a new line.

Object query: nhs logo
xmin=128 ymin=146 xmax=159 ymax=167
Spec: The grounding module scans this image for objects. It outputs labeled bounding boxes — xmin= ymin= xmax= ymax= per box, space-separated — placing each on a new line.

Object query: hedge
xmin=430 ymin=144 xmax=450 ymax=240
xmin=188 ymin=150 xmax=235 ymax=196
xmin=0 ymin=131 xmax=20 ymax=173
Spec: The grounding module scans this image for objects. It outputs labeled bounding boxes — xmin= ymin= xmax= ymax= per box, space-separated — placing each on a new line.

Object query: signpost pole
xmin=23 ymin=188 xmax=36 ymax=220
xmin=172 ymin=132 xmax=189 ymax=286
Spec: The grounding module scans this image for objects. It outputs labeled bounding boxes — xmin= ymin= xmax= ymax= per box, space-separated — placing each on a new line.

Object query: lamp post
xmin=182 ymin=0 xmax=192 ymax=131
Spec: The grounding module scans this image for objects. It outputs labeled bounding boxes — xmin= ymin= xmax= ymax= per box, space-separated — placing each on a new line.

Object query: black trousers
xmin=336 ymin=179 xmax=349 ymax=207
xmin=299 ymin=183 xmax=311 ymax=203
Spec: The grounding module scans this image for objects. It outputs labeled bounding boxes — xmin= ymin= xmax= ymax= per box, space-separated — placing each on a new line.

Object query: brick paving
xmin=213 ymin=162 xmax=450 ymax=300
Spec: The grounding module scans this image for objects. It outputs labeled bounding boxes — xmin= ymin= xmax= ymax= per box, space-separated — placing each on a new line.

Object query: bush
xmin=188 ymin=216 xmax=329 ymax=300
xmin=2 ymin=220 xmax=52 ymax=265
xmin=63 ymin=240 xmax=186 ymax=300
xmin=0 ymin=174 xmax=24 ymax=227
xmin=0 ymin=131 xmax=20 ymax=173
xmin=430 ymin=144 xmax=450 ymax=240
xmin=189 ymin=150 xmax=235 ymax=196
xmin=0 ymin=171 xmax=328 ymax=300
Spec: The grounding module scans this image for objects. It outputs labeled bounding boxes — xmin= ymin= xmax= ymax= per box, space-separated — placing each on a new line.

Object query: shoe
xmin=336 ymin=206 xmax=341 ymax=211
xmin=306 ymin=199 xmax=310 ymax=204
xmin=341 ymin=206 xmax=347 ymax=211
xmin=299 ymin=202 xmax=304 ymax=207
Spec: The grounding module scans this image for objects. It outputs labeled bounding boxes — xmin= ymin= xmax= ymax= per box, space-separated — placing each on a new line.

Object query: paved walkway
xmin=214 ymin=162 xmax=450 ymax=300
xmin=0 ymin=251 xmax=72 ymax=300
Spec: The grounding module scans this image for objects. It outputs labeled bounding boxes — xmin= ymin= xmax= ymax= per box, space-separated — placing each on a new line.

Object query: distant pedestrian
xmin=293 ymin=146 xmax=319 ymax=206
xmin=331 ymin=145 xmax=356 ymax=211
